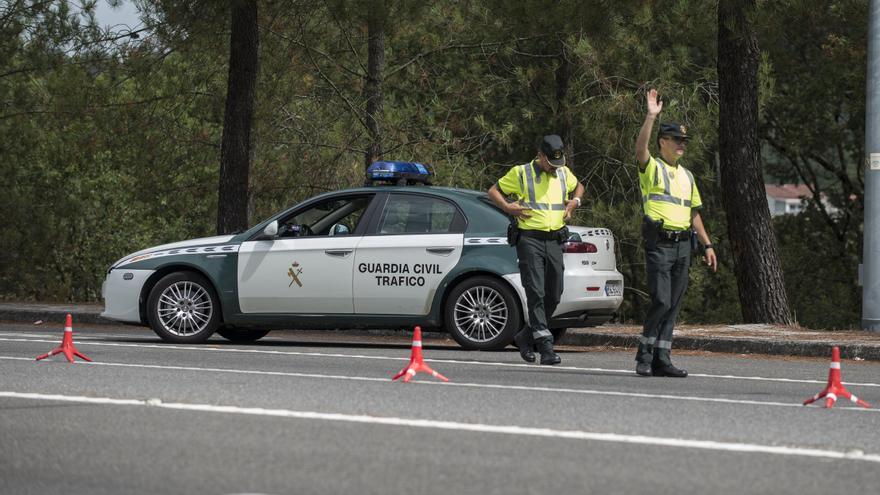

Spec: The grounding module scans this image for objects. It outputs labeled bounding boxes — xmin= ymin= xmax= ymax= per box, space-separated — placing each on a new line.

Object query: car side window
xmin=378 ymin=195 xmax=458 ymax=234
xmin=280 ymin=196 xmax=371 ymax=238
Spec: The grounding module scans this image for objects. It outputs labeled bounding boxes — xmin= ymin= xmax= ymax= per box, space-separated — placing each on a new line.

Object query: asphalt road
xmin=2 ymin=321 xmax=880 ymax=495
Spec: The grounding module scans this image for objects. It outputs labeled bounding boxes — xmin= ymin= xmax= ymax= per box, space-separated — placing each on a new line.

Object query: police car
xmin=101 ymin=161 xmax=624 ymax=350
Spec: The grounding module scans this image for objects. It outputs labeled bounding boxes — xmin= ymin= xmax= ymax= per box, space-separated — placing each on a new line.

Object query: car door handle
xmin=426 ymin=247 xmax=455 ymax=256
xmin=324 ymin=249 xmax=353 ymax=258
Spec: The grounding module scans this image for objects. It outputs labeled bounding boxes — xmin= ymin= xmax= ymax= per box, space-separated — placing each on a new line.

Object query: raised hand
xmin=647 ymin=88 xmax=663 ymax=117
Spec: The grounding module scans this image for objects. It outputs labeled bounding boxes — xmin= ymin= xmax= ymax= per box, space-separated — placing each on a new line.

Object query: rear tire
xmin=146 ymin=271 xmax=220 ymax=344
xmin=444 ymin=276 xmax=521 ymax=350
xmin=217 ymin=326 xmax=270 ymax=343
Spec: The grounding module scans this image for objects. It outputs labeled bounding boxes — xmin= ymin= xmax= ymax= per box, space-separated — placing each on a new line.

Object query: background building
xmin=766 ymin=184 xmax=816 ymax=216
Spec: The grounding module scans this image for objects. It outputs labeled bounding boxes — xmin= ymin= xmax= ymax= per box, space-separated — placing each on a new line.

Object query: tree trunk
xmin=217 ymin=0 xmax=259 ymax=235
xmin=718 ymin=0 xmax=793 ymax=324
xmin=363 ymin=5 xmax=385 ymax=168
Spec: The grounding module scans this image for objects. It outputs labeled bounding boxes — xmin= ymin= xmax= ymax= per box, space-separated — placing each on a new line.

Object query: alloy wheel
xmin=452 ymin=285 xmax=509 ymax=343
xmin=156 ymin=281 xmax=214 ymax=337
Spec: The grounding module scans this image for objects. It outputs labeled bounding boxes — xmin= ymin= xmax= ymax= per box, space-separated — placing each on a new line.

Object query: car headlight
xmin=127 ymin=253 xmax=154 ymax=263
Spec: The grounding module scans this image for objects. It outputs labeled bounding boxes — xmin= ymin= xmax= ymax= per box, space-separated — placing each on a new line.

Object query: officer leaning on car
xmin=634 ymin=88 xmax=718 ymax=378
xmin=488 ymin=135 xmax=585 ymax=365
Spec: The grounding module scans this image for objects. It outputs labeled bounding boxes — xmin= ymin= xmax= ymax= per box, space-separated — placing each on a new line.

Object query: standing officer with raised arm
xmin=488 ymin=135 xmax=585 ymax=365
xmin=635 ymin=89 xmax=718 ymax=378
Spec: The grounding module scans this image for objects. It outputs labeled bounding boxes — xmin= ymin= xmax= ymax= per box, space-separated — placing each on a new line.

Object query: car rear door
xmin=353 ymin=192 xmax=465 ymax=315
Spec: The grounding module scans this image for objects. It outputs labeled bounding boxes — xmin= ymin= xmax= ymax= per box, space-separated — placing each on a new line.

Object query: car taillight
xmin=563 ymin=241 xmax=597 ymax=253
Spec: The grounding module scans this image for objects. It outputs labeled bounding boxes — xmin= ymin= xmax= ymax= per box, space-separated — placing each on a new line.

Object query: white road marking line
xmin=1 ymin=332 xmax=138 ymax=340
xmin=2 ymin=356 xmax=876 ymax=412
xmin=1 ymin=390 xmax=878 ymax=463
xmin=4 ymin=331 xmax=290 ymax=343
xmin=2 ymin=335 xmax=878 ymax=388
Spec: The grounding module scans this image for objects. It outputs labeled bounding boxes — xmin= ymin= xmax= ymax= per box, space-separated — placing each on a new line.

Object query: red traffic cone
xmin=803 ymin=346 xmax=869 ymax=409
xmin=35 ymin=314 xmax=92 ymax=363
xmin=392 ymin=326 xmax=448 ymax=383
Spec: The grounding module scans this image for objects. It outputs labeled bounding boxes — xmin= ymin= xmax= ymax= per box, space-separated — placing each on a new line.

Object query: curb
xmin=561 ymin=332 xmax=880 ymax=361
xmin=0 ymin=307 xmax=108 ymax=326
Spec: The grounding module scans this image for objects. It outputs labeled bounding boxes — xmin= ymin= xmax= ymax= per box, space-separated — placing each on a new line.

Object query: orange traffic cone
xmin=803 ymin=346 xmax=869 ymax=409
xmin=392 ymin=326 xmax=448 ymax=383
xmin=35 ymin=314 xmax=92 ymax=363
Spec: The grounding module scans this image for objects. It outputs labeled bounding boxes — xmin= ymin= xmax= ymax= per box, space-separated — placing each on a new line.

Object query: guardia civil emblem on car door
xmin=288 ymin=262 xmax=303 ymax=287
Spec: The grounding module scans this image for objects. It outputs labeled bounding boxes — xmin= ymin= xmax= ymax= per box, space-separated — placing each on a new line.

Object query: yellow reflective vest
xmin=639 ymin=155 xmax=702 ymax=231
xmin=497 ymin=160 xmax=579 ymax=231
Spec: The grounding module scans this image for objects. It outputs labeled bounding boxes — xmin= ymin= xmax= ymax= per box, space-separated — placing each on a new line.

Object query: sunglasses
xmin=663 ymin=136 xmax=689 ymax=145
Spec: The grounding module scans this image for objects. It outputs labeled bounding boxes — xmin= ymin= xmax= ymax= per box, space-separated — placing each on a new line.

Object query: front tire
xmin=146 ymin=272 xmax=220 ymax=343
xmin=444 ymin=276 xmax=521 ymax=350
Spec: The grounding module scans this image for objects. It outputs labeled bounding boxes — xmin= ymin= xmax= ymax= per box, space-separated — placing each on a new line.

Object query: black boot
xmin=514 ymin=329 xmax=536 ymax=363
xmin=652 ymin=363 xmax=688 ymax=378
xmin=537 ymin=339 xmax=561 ymax=365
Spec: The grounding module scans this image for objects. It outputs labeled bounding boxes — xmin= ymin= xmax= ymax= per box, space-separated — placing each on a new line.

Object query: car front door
xmin=354 ymin=193 xmax=465 ymax=315
xmin=237 ymin=194 xmax=374 ymax=314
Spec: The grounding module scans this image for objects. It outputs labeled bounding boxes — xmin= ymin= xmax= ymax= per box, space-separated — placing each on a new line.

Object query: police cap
xmin=659 ymin=122 xmax=691 ymax=140
xmin=539 ymin=134 xmax=566 ymax=167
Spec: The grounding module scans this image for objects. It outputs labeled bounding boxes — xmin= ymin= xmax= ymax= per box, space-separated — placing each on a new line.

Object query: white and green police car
xmin=101 ymin=162 xmax=623 ymax=349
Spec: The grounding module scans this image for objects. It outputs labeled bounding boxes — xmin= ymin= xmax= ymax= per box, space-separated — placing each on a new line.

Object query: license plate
xmin=605 ymin=283 xmax=622 ymax=296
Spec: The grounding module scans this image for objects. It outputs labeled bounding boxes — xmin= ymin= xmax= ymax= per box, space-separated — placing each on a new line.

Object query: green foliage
xmin=759 ymin=0 xmax=865 ymax=229
xmin=774 ymin=207 xmax=862 ymax=329
xmin=0 ymin=1 xmax=223 ymax=300
xmin=0 ymin=0 xmax=869 ymax=330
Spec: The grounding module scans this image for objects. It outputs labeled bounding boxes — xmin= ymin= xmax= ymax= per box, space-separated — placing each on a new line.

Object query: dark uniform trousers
xmin=516 ymin=235 xmax=564 ymax=343
xmin=636 ymin=238 xmax=691 ymax=366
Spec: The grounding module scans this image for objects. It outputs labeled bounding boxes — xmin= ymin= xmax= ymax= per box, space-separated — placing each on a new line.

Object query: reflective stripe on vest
xmin=557 ymin=167 xmax=568 ymax=204
xmin=524 ymin=162 xmax=538 ymax=205
xmin=646 ymin=193 xmax=692 ymax=207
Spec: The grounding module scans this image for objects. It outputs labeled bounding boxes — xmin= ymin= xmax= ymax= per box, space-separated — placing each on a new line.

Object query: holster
xmin=690 ymin=229 xmax=699 ymax=253
xmin=507 ymin=218 xmax=520 ymax=246
xmin=642 ymin=215 xmax=663 ymax=251
xmin=556 ymin=226 xmax=570 ymax=244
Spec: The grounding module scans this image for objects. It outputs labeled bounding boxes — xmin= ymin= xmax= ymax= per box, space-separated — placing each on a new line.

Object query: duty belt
xmin=520 ymin=228 xmax=565 ymax=240
xmin=658 ymin=229 xmax=691 ymax=242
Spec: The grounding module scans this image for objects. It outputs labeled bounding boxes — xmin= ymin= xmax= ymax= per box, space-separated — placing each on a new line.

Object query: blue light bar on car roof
xmin=366 ymin=161 xmax=433 ymax=185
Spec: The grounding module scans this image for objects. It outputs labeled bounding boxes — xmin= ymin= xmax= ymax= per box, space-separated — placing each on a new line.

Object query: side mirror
xmin=262 ymin=220 xmax=278 ymax=238
xmin=330 ymin=223 xmax=350 ymax=236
